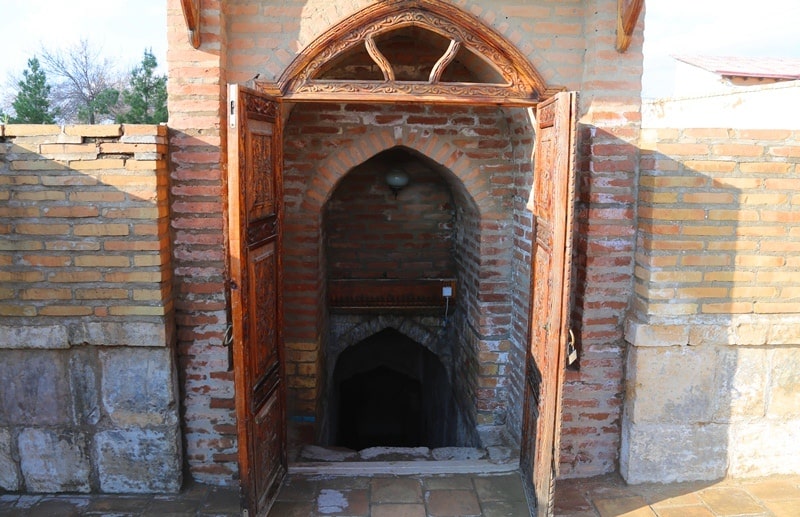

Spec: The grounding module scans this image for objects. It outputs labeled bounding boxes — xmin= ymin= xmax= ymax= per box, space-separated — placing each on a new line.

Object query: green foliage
xmin=117 ymin=49 xmax=167 ymax=124
xmin=76 ymin=87 xmax=119 ymax=124
xmin=10 ymin=57 xmax=58 ymax=124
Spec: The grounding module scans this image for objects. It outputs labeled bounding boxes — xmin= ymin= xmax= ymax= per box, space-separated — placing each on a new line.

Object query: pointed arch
xmin=303 ymin=126 xmax=490 ymax=218
xmin=264 ymin=0 xmax=562 ymax=105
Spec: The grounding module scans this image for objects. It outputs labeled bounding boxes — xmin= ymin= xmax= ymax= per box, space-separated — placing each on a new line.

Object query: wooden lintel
xmin=278 ymin=90 xmax=539 ymax=107
xmin=615 ymin=0 xmax=644 ymax=52
xmin=255 ymin=80 xmax=565 ymax=107
xmin=180 ymin=0 xmax=201 ymax=49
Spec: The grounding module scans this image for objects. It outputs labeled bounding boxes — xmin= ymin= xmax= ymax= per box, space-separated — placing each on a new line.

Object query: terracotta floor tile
xmin=370 ymin=503 xmax=427 ymax=517
xmin=316 ymin=488 xmax=369 ymax=516
xmin=761 ymin=499 xmax=800 ymax=517
xmin=422 ymin=474 xmax=475 ymax=491
xmin=268 ymin=501 xmax=315 ymax=517
xmin=83 ymin=494 xmax=155 ymax=512
xmin=648 ymin=491 xmax=704 ymax=508
xmin=425 ymin=489 xmax=482 ymax=517
xmin=654 ymin=505 xmax=716 ymax=517
xmin=482 ymin=499 xmax=534 ymax=517
xmin=473 ymin=473 xmax=527 ymax=502
xmin=25 ymin=499 xmax=86 ymax=517
xmin=554 ymin=483 xmax=593 ymax=513
xmin=593 ymin=496 xmax=657 ymax=517
xmin=371 ymin=477 xmax=423 ymax=504
xmin=275 ymin=476 xmax=320 ymax=502
xmin=698 ymin=487 xmax=768 ymax=516
xmin=201 ymin=486 xmax=243 ymax=514
xmin=635 ymin=481 xmax=711 ymax=507
xmin=743 ymin=479 xmax=800 ymax=501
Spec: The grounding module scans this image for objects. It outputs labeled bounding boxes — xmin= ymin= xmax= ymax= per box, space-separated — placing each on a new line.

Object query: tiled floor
xmin=0 ymin=481 xmax=241 ymax=516
xmin=268 ymin=472 xmax=529 ymax=516
xmin=1 ymin=472 xmax=799 ymax=516
xmin=555 ymin=474 xmax=800 ymax=517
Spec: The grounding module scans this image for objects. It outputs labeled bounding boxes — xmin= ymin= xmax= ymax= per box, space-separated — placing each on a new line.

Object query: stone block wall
xmin=0 ymin=124 xmax=181 ymax=493
xmin=623 ymin=128 xmax=800 ymax=482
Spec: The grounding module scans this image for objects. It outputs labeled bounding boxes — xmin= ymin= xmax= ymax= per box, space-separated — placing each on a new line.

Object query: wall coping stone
xmin=0 ymin=320 xmax=172 ymax=349
xmin=625 ymin=314 xmax=800 ymax=347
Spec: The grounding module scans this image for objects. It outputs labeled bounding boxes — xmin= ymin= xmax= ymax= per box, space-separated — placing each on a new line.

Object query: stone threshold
xmin=290 ymin=445 xmax=519 ymax=475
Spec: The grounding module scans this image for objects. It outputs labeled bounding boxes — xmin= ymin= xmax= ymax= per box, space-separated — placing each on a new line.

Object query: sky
xmin=0 ymin=0 xmax=167 ymax=106
xmin=0 ymin=0 xmax=799 ymax=102
xmin=642 ymin=0 xmax=800 ymax=98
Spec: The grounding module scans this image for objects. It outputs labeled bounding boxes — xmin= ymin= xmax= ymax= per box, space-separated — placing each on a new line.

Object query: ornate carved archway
xmin=258 ymin=0 xmax=563 ymax=105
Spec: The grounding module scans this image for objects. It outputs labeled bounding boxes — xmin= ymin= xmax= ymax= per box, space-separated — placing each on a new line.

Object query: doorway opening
xmin=332 ymin=328 xmax=472 ymax=450
xmin=225 ymin=2 xmax=577 ymax=514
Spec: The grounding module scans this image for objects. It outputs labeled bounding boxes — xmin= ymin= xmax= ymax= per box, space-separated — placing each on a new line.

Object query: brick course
xmin=0 ymin=125 xmax=171 ymax=325
xmin=635 ymin=128 xmax=800 ymax=319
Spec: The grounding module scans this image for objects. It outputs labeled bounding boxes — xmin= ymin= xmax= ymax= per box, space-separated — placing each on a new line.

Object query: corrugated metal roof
xmin=673 ymin=55 xmax=800 ymax=80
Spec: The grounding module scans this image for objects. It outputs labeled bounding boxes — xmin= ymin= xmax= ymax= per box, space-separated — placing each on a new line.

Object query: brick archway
xmin=300 ymin=125 xmax=494 ymax=217
xmin=270 ymin=0 xmax=551 ymax=452
xmin=280 ymin=101 xmax=526 ymax=435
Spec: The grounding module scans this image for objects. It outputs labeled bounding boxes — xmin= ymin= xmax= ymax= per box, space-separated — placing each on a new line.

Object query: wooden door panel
xmin=520 ymin=91 xmax=578 ymax=517
xmin=227 ymin=84 xmax=286 ymax=517
xmin=249 ymin=240 xmax=280 ymax=408
xmin=246 ymin=123 xmax=276 ymax=220
xmin=253 ymin=386 xmax=285 ymax=512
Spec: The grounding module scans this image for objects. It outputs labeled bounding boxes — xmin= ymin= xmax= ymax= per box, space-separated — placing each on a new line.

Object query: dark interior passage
xmin=339 ymin=366 xmax=422 ymax=449
xmin=333 ymin=328 xmax=476 ymax=450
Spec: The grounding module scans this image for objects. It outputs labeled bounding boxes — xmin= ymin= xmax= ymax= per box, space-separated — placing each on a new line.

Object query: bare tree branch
xmin=40 ymin=39 xmax=125 ymax=124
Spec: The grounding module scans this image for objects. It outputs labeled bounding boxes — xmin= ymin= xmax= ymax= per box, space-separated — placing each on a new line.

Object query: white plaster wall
xmin=643 ymin=81 xmax=800 ymax=129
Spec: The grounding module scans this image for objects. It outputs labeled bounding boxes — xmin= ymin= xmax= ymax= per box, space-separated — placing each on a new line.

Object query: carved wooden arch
xmin=261 ymin=0 xmax=563 ymax=105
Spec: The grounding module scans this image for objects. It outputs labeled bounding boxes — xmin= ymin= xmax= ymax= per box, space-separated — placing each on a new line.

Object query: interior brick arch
xmin=329 ymin=315 xmax=446 ymax=372
xmin=280 ymin=102 xmax=523 ymax=428
xmin=299 ymin=125 xmax=498 ymax=216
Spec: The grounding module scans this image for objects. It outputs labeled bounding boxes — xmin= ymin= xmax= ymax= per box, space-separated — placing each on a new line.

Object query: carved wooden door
xmin=520 ymin=91 xmax=578 ymax=517
xmin=227 ymin=84 xmax=286 ymax=517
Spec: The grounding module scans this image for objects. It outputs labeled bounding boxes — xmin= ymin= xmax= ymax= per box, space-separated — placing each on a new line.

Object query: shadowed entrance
xmin=333 ymin=328 xmax=472 ymax=450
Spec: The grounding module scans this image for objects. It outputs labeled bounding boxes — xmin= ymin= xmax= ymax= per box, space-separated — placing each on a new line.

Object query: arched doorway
xmin=319 ymin=145 xmax=482 ymax=451
xmin=332 ymin=328 xmax=471 ymax=450
xmin=226 ymin=2 xmax=577 ymax=515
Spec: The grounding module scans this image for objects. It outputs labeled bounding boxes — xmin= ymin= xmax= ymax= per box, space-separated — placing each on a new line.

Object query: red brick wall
xmin=325 ymin=159 xmax=456 ymax=282
xmin=167 ymin=0 xmax=644 ymax=484
xmin=559 ymin=2 xmax=643 ymax=477
xmin=635 ymin=128 xmax=800 ymax=319
xmin=167 ymin=0 xmax=238 ymax=485
xmin=283 ymin=103 xmax=520 ymax=434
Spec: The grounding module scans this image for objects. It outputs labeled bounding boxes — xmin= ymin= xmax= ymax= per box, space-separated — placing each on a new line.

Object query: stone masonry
xmin=0 ymin=124 xmax=181 ymax=493
xmin=623 ymin=128 xmax=800 ymax=482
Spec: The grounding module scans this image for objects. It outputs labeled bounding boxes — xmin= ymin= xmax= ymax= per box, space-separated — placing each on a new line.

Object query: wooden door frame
xmin=224 ymin=3 xmax=575 ymax=516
